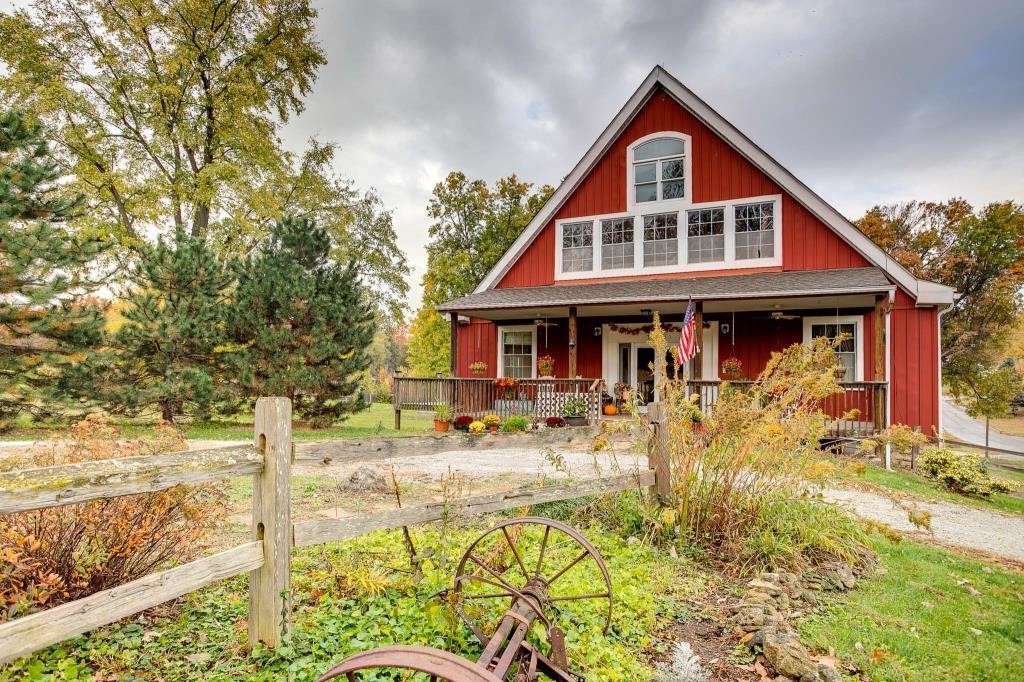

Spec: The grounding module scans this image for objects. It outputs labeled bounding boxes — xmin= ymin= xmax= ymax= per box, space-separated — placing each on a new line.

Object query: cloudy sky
xmin=5 ymin=1 xmax=1023 ymax=311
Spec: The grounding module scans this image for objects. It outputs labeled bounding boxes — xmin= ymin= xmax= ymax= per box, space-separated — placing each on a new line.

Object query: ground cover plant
xmin=1 ymin=515 xmax=697 ymax=681
xmin=918 ymin=447 xmax=1019 ymax=497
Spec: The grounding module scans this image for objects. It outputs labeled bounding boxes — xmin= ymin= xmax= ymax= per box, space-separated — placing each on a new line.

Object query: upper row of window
xmin=560 ymin=200 xmax=776 ymax=273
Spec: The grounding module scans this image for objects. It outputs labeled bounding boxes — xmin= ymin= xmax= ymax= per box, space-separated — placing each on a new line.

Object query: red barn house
xmin=430 ymin=66 xmax=953 ymax=437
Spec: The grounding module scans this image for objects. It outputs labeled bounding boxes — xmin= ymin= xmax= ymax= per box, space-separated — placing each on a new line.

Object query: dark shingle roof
xmin=437 ymin=267 xmax=893 ymax=312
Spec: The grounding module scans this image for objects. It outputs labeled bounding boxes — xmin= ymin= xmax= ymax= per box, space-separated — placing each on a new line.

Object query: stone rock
xmin=834 ymin=564 xmax=857 ymax=590
xmin=800 ymin=664 xmax=843 ymax=682
xmin=763 ymin=629 xmax=816 ymax=679
xmin=798 ymin=588 xmax=818 ymax=606
xmin=344 ymin=466 xmax=390 ymax=493
xmin=745 ymin=590 xmax=775 ymax=605
xmin=748 ymin=579 xmax=785 ymax=596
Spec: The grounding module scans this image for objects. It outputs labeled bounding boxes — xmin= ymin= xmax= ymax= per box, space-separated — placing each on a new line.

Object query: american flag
xmin=678 ymin=299 xmax=698 ymax=364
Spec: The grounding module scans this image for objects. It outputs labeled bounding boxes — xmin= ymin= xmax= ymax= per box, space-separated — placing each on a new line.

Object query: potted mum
xmin=537 ymin=355 xmax=555 ymax=378
xmin=469 ymin=361 xmax=487 ymax=377
xmin=495 ymin=377 xmax=518 ymax=399
xmin=467 ymin=420 xmax=485 ymax=434
xmin=483 ymin=414 xmax=501 ymax=432
xmin=433 ymin=403 xmax=452 ymax=432
xmin=720 ymin=356 xmax=743 ymax=380
xmin=453 ymin=415 xmax=474 ymax=431
xmin=562 ymin=396 xmax=588 ymax=426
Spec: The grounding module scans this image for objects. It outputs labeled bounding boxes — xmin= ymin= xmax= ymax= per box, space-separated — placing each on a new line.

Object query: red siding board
xmin=498 ymin=89 xmax=867 ymax=289
xmin=889 ymin=290 xmax=939 ymax=434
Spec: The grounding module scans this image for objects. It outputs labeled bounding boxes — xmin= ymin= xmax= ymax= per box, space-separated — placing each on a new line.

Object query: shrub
xmin=434 ymin=402 xmax=452 ymax=421
xmin=482 ymin=414 xmax=501 ymax=428
xmin=467 ymin=420 xmax=485 ymax=434
xmin=0 ymin=415 xmax=226 ymax=621
xmin=454 ymin=415 xmax=474 ymax=430
xmin=501 ymin=415 xmax=530 ymax=432
xmin=639 ymin=314 xmax=865 ymax=572
xmin=545 ymin=416 xmax=566 ymax=428
xmin=562 ymin=395 xmax=588 ymax=417
xmin=919 ymin=447 xmax=1017 ymax=497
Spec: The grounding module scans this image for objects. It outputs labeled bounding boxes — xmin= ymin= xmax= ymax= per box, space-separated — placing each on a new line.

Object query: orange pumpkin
xmin=603 ymin=403 xmax=618 ymax=416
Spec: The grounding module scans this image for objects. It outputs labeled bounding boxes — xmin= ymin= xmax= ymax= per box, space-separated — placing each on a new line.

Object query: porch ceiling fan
xmin=754 ymin=310 xmax=801 ymax=321
xmin=534 ymin=317 xmax=558 ymax=345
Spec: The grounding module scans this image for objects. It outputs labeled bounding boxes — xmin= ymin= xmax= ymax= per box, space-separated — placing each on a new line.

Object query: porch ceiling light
xmin=568 ymin=338 xmax=577 ymax=348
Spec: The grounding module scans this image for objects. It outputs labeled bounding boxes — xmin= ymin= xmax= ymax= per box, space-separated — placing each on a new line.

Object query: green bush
xmin=919 ymin=447 xmax=1016 ymax=497
xmin=500 ymin=414 xmax=530 ymax=432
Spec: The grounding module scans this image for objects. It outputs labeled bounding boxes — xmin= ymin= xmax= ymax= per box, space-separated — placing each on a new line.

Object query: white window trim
xmin=496 ymin=325 xmax=537 ymax=379
xmin=553 ymin=194 xmax=782 ymax=281
xmin=802 ymin=315 xmax=864 ymax=381
xmin=627 ymin=131 xmax=693 ymax=211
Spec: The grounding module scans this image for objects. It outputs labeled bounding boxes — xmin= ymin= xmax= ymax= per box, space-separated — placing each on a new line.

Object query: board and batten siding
xmin=497 ymin=88 xmax=868 ymax=289
xmin=889 ymin=289 xmax=940 ymax=434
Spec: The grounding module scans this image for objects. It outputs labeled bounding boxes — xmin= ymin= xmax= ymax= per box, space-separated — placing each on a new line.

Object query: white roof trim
xmin=473 ymin=66 xmax=954 ymax=307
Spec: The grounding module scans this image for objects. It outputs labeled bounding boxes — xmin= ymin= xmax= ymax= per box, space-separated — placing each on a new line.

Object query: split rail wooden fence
xmin=0 ymin=397 xmax=667 ymax=666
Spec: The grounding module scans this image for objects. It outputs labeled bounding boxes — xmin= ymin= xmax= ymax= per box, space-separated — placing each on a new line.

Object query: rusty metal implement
xmin=318 ymin=516 xmax=613 ymax=681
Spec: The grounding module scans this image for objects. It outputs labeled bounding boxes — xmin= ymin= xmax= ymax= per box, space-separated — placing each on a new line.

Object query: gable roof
xmin=472 ymin=66 xmax=954 ymax=307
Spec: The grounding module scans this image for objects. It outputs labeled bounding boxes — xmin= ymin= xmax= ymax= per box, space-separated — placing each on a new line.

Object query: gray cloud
xmin=283 ymin=0 xmax=1023 ymax=311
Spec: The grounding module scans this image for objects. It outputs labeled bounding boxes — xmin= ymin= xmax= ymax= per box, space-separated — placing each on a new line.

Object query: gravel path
xmin=823 ymin=488 xmax=1024 ymax=561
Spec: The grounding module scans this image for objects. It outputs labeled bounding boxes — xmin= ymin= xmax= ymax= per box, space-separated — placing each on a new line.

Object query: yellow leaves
xmin=660 ymin=508 xmax=677 ymax=527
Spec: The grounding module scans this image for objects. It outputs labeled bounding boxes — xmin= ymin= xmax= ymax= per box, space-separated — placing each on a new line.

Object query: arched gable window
xmin=631 ymin=136 xmax=686 ymax=204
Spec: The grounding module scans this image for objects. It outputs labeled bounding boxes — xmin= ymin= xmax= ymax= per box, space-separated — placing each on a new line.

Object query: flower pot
xmin=434 ymin=419 xmax=450 ymax=432
xmin=488 ymin=426 xmax=499 ymax=433
xmin=565 ymin=415 xmax=587 ymax=427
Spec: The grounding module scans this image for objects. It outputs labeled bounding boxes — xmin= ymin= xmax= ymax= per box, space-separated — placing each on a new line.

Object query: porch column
xmin=692 ymin=301 xmax=704 ymax=380
xmin=449 ymin=312 xmax=458 ymax=376
xmin=568 ymin=306 xmax=578 ymax=378
xmin=873 ymin=294 xmax=887 ymax=430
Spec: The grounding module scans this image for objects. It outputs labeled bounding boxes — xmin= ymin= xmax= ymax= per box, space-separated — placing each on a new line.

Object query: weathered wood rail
xmin=0 ymin=398 xmax=667 ymax=667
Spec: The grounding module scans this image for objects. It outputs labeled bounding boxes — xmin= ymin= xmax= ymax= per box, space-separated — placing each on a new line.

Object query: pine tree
xmin=0 ymin=111 xmax=104 ymax=427
xmin=103 ymin=229 xmax=235 ymax=423
xmin=227 ymin=216 xmax=376 ymax=426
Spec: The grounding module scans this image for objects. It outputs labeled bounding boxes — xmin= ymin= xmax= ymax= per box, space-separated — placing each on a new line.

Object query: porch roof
xmin=437 ymin=267 xmax=894 ymax=314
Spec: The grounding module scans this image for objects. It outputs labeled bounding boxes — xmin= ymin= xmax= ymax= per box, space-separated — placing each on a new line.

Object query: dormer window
xmin=633 ymin=137 xmax=685 ymax=203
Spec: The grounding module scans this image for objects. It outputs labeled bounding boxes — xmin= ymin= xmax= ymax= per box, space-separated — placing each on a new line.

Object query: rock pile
xmin=730 ymin=567 xmax=860 ymax=682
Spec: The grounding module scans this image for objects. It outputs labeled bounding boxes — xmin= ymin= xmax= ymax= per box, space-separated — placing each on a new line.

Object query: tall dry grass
xmin=644 ymin=314 xmax=866 ymax=571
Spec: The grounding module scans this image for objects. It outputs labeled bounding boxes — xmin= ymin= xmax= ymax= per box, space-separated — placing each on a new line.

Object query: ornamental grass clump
xmin=0 ymin=415 xmax=226 ymax=621
xmin=645 ymin=314 xmax=866 ymax=572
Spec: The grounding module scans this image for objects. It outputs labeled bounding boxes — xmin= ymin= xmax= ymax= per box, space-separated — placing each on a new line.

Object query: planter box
xmin=564 ymin=415 xmax=588 ymax=427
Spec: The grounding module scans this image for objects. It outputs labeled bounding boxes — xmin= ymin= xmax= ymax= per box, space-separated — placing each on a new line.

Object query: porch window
xmin=643 ymin=212 xmax=678 ymax=266
xmin=561 ymin=221 xmax=593 ymax=273
xmin=686 ymin=207 xmax=725 ymax=263
xmin=633 ymin=137 xmax=685 ymax=203
xmin=601 ymin=217 xmax=634 ymax=270
xmin=809 ymin=322 xmax=857 ymax=380
xmin=734 ymin=201 xmax=775 ymax=260
xmin=501 ymin=329 xmax=535 ymax=379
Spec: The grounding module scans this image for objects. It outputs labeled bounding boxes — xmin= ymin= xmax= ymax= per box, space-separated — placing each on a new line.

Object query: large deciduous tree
xmin=227 ymin=216 xmax=375 ymax=426
xmin=0 ymin=110 xmax=104 ymax=427
xmin=408 ymin=172 xmax=552 ymax=376
xmin=856 ymin=199 xmax=1024 ymax=382
xmin=0 ymin=0 xmax=410 ymax=320
xmin=101 ymin=229 xmax=235 ymax=423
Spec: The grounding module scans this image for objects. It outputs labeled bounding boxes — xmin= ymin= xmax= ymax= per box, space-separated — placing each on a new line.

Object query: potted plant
xmin=562 ymin=396 xmax=588 ymax=426
xmin=467 ymin=420 xmax=485 ymax=434
xmin=613 ymin=382 xmax=630 ymax=404
xmin=454 ymin=415 xmax=474 ymax=431
xmin=469 ymin=361 xmax=487 ymax=377
xmin=720 ymin=356 xmax=743 ymax=380
xmin=495 ymin=377 xmax=518 ymax=399
xmin=537 ymin=355 xmax=555 ymax=378
xmin=501 ymin=415 xmax=530 ymax=432
xmin=433 ymin=403 xmax=452 ymax=432
xmin=483 ymin=414 xmax=501 ymax=432
xmin=833 ymin=365 xmax=848 ymax=380
xmin=545 ymin=416 xmax=565 ymax=428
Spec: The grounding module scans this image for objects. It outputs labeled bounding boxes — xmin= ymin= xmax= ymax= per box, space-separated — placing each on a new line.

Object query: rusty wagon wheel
xmin=317 ymin=644 xmax=503 ymax=682
xmin=451 ymin=517 xmax=613 ymax=654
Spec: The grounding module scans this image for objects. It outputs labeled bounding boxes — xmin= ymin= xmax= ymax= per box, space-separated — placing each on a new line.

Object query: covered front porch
xmin=431 ymin=268 xmax=894 ymax=438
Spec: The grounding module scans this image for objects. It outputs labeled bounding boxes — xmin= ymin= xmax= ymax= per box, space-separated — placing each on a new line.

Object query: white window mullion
xmin=724 ymin=204 xmax=736 ymax=264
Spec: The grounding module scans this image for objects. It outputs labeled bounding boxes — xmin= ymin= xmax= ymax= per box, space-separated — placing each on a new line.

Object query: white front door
xmin=601 ymin=322 xmax=719 ymax=400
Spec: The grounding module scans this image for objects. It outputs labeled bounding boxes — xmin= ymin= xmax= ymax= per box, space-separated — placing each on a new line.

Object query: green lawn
xmin=800 ymin=536 xmax=1024 ymax=682
xmin=0 ymin=403 xmax=434 ymax=442
xmin=841 ymin=462 xmax=1024 ymax=516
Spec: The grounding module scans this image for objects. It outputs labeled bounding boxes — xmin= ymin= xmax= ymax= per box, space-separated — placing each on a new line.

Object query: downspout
xmin=884 ymin=290 xmax=894 ymax=470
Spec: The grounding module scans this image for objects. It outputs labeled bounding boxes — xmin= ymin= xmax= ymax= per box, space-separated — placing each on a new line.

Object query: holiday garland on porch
xmin=607 ymin=322 xmax=682 ymax=335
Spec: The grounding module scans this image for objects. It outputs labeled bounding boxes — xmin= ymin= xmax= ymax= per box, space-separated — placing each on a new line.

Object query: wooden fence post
xmin=646 ymin=402 xmax=672 ymax=505
xmin=249 ymin=397 xmax=292 ymax=649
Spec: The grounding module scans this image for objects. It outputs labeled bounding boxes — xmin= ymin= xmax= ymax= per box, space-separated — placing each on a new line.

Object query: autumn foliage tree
xmin=856 ymin=199 xmax=1024 ymax=384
